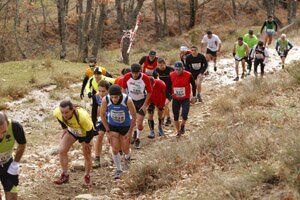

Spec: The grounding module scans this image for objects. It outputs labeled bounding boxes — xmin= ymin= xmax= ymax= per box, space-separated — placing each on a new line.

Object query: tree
xmin=263 ymin=0 xmax=276 ymax=16
xmin=115 ymin=0 xmax=145 ymax=64
xmin=287 ymin=0 xmax=297 ymax=24
xmin=14 ymin=0 xmax=26 ymax=59
xmin=91 ymin=1 xmax=107 ymax=58
xmin=188 ymin=0 xmax=196 ymax=28
xmin=175 ymin=0 xmax=182 ymax=34
xmin=56 ymin=0 xmax=68 ymax=59
xmin=81 ymin=0 xmax=93 ymax=62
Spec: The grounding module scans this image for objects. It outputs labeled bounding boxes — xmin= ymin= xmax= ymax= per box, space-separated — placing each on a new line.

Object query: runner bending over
xmin=233 ymin=37 xmax=249 ymax=81
xmin=170 ymin=61 xmax=197 ymax=137
xmin=53 ymin=100 xmax=95 ymax=186
xmin=0 ymin=112 xmax=26 ymax=200
xmin=275 ymin=34 xmax=293 ymax=69
xmin=100 ymin=85 xmax=136 ymax=179
xmin=185 ymin=45 xmax=208 ymax=102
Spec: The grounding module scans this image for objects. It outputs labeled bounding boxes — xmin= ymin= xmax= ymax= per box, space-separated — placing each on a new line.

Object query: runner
xmin=250 ymin=41 xmax=269 ymax=77
xmin=232 ymin=37 xmax=249 ymax=81
xmin=275 ymin=34 xmax=293 ymax=69
xmin=170 ymin=61 xmax=197 ymax=137
xmin=147 ymin=77 xmax=166 ymax=138
xmin=53 ymin=100 xmax=95 ymax=186
xmin=243 ymin=30 xmax=258 ymax=75
xmin=93 ymin=80 xmax=110 ymax=168
xmin=139 ymin=50 xmax=158 ymax=76
xmin=201 ymin=31 xmax=221 ymax=72
xmin=121 ymin=63 xmax=152 ymax=149
xmin=185 ymin=45 xmax=208 ymax=102
xmin=179 ymin=46 xmax=192 ymax=68
xmin=100 ymin=85 xmax=136 ymax=179
xmin=115 ymin=68 xmax=131 ymax=87
xmin=155 ymin=58 xmax=174 ymax=126
xmin=0 ymin=112 xmax=26 ymax=200
xmin=80 ymin=57 xmax=112 ymax=99
xmin=86 ymin=67 xmax=115 ymax=127
xmin=260 ymin=15 xmax=278 ymax=46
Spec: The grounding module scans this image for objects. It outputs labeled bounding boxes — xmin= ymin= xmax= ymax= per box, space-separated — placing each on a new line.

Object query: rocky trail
xmin=3 ymin=46 xmax=300 ymax=199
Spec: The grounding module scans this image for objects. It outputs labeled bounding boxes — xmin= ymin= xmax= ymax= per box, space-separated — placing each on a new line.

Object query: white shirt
xmin=201 ymin=34 xmax=222 ymax=52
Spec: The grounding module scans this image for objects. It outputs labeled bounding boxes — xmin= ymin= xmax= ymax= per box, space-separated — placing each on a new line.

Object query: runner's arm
xmin=100 ymin=97 xmax=110 ymax=132
xmin=11 ymin=121 xmax=26 ymax=162
xmin=250 ymin=46 xmax=256 ymax=58
xmin=288 ymin=41 xmax=293 ymax=50
xmin=233 ymin=44 xmax=236 ymax=56
xmin=80 ymin=76 xmax=89 ymax=95
xmin=274 ymin=21 xmax=278 ymax=31
xmin=127 ymin=98 xmax=137 ymax=133
xmin=139 ymin=56 xmax=146 ymax=65
xmin=275 ymin=41 xmax=279 ymax=51
xmin=260 ymin=21 xmax=266 ymax=34
xmin=245 ymin=45 xmax=250 ymax=57
xmin=105 ymin=71 xmax=113 ymax=78
xmin=189 ymin=75 xmax=196 ymax=97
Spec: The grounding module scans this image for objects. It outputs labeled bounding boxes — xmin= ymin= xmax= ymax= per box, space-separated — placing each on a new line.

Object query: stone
xmin=75 ymin=194 xmax=102 ymax=200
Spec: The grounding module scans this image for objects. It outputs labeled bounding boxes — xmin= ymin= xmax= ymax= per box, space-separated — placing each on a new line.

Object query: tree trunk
xmin=81 ymin=0 xmax=93 ymax=62
xmin=40 ymin=0 xmax=47 ymax=31
xmin=263 ymin=0 xmax=276 ymax=16
xmin=115 ymin=0 xmax=145 ymax=64
xmin=232 ymin=0 xmax=237 ymax=16
xmin=153 ymin=0 xmax=161 ymax=38
xmin=14 ymin=0 xmax=26 ymax=59
xmin=175 ymin=0 xmax=182 ymax=34
xmin=162 ymin=0 xmax=167 ymax=36
xmin=77 ymin=0 xmax=83 ymax=55
xmin=188 ymin=0 xmax=196 ymax=28
xmin=57 ymin=0 xmax=67 ymax=59
xmin=91 ymin=2 xmax=107 ymax=58
xmin=90 ymin=2 xmax=98 ymax=40
xmin=288 ymin=0 xmax=297 ymax=24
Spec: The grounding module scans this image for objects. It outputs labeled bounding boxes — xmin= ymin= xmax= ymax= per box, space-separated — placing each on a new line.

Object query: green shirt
xmin=236 ymin=42 xmax=247 ymax=58
xmin=243 ymin=34 xmax=258 ymax=48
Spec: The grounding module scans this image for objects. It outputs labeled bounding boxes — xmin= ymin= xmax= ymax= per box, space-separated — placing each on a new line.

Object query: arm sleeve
xmin=81 ymin=76 xmax=89 ymax=94
xmin=274 ymin=21 xmax=278 ymax=31
xmin=185 ymin=57 xmax=191 ymax=72
xmin=189 ymin=75 xmax=196 ymax=97
xmin=139 ymin=56 xmax=146 ymax=65
xmin=275 ymin=41 xmax=279 ymax=50
xmin=261 ymin=21 xmax=266 ymax=33
xmin=200 ymin=54 xmax=208 ymax=74
xmin=11 ymin=121 xmax=27 ymax=144
xmin=250 ymin=46 xmax=256 ymax=58
xmin=288 ymin=42 xmax=293 ymax=50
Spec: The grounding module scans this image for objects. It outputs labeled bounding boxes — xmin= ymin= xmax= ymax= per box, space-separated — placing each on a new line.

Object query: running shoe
xmin=176 ymin=131 xmax=182 ymax=137
xmin=84 ymin=174 xmax=91 ymax=186
xmin=180 ymin=126 xmax=185 ymax=135
xmin=247 ymin=71 xmax=251 ymax=76
xmin=158 ymin=127 xmax=165 ymax=136
xmin=204 ymin=71 xmax=209 ymax=76
xmin=214 ymin=66 xmax=217 ymax=72
xmin=197 ymin=94 xmax=203 ymax=102
xmin=134 ymin=138 xmax=141 ymax=149
xmin=233 ymin=77 xmax=239 ymax=81
xmin=148 ymin=131 xmax=155 ymax=139
xmin=54 ymin=172 xmax=69 ymax=185
xmin=114 ymin=170 xmax=123 ymax=179
xmin=124 ymin=156 xmax=131 ymax=170
xmin=92 ymin=159 xmax=101 ymax=169
xmin=165 ymin=118 xmax=172 ymax=126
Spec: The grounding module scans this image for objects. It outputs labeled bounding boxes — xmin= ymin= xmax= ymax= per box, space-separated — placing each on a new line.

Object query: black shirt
xmin=0 ymin=121 xmax=27 ymax=144
xmin=185 ymin=53 xmax=208 ymax=74
xmin=155 ymin=66 xmax=174 ymax=99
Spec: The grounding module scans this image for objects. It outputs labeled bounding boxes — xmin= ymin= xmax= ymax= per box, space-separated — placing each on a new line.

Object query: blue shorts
xmin=266 ymin=31 xmax=275 ymax=37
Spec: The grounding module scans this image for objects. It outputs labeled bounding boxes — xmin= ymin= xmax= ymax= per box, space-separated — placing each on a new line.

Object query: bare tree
xmin=91 ymin=1 xmax=107 ymax=58
xmin=287 ymin=0 xmax=297 ymax=24
xmin=56 ymin=0 xmax=68 ymax=59
xmin=175 ymin=0 xmax=182 ymax=34
xmin=263 ymin=0 xmax=276 ymax=16
xmin=162 ymin=0 xmax=167 ymax=36
xmin=81 ymin=0 xmax=93 ymax=62
xmin=188 ymin=0 xmax=196 ymax=28
xmin=14 ymin=0 xmax=26 ymax=58
xmin=232 ymin=0 xmax=237 ymax=16
xmin=115 ymin=0 xmax=145 ymax=64
xmin=76 ymin=0 xmax=83 ymax=54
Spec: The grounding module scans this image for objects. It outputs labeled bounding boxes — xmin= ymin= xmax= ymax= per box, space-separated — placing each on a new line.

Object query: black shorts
xmin=235 ymin=56 xmax=247 ymax=62
xmin=96 ymin=121 xmax=106 ymax=132
xmin=278 ymin=50 xmax=288 ymax=58
xmin=172 ymin=98 xmax=190 ymax=121
xmin=0 ymin=158 xmax=19 ymax=193
xmin=206 ymin=48 xmax=217 ymax=57
xmin=68 ymin=129 xmax=95 ymax=143
xmin=147 ymin=103 xmax=164 ymax=114
xmin=133 ymin=99 xmax=146 ymax=116
xmin=108 ymin=125 xmax=130 ymax=136
xmin=191 ymin=70 xmax=204 ymax=80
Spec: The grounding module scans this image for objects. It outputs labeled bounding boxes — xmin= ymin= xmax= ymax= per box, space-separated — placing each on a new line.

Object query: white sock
xmin=112 ymin=153 xmax=122 ymax=172
xmin=125 ymin=153 xmax=131 ymax=160
xmin=136 ymin=129 xmax=142 ymax=139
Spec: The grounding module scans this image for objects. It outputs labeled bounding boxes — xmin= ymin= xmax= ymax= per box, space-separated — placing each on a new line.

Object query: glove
xmin=80 ymin=92 xmax=84 ymax=99
xmin=88 ymin=92 xmax=93 ymax=98
xmin=232 ymin=52 xmax=236 ymax=57
xmin=7 ymin=161 xmax=19 ymax=175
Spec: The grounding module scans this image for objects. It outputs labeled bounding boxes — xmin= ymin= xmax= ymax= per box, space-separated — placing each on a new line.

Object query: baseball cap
xmin=149 ymin=50 xmax=156 ymax=56
xmin=180 ymin=46 xmax=188 ymax=52
xmin=174 ymin=61 xmax=184 ymax=69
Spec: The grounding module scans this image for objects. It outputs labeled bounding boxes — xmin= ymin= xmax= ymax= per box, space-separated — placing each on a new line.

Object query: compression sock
xmin=148 ymin=120 xmax=154 ymax=131
xmin=112 ymin=153 xmax=122 ymax=172
xmin=158 ymin=118 xmax=163 ymax=128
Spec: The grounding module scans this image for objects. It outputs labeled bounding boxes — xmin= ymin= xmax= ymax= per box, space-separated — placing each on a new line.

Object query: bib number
xmin=145 ymin=68 xmax=154 ymax=76
xmin=130 ymin=84 xmax=143 ymax=95
xmin=68 ymin=127 xmax=81 ymax=137
xmin=266 ymin=29 xmax=274 ymax=33
xmin=174 ymin=87 xmax=186 ymax=97
xmin=111 ymin=110 xmax=126 ymax=123
xmin=0 ymin=151 xmax=12 ymax=164
xmin=191 ymin=63 xmax=201 ymax=70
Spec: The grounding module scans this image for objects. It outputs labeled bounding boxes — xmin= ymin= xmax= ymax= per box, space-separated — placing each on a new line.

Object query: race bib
xmin=68 ymin=127 xmax=81 ymax=137
xmin=130 ymin=84 xmax=143 ymax=95
xmin=191 ymin=63 xmax=201 ymax=70
xmin=174 ymin=87 xmax=186 ymax=97
xmin=266 ymin=29 xmax=274 ymax=33
xmin=110 ymin=110 xmax=126 ymax=123
xmin=0 ymin=151 xmax=12 ymax=164
xmin=145 ymin=68 xmax=154 ymax=76
xmin=234 ymin=55 xmax=241 ymax=60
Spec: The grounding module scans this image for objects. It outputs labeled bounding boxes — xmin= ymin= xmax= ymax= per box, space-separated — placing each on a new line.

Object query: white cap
xmin=281 ymin=34 xmax=286 ymax=38
xmin=180 ymin=46 xmax=188 ymax=52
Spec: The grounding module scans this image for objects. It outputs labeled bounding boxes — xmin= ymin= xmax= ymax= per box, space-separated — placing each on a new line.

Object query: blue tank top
xmin=107 ymin=94 xmax=131 ymax=127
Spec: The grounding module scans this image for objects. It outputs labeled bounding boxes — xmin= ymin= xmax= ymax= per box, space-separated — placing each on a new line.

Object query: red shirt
xmin=115 ymin=76 xmax=123 ymax=87
xmin=142 ymin=56 xmax=158 ymax=75
xmin=122 ymin=73 xmax=153 ymax=101
xmin=170 ymin=70 xmax=192 ymax=100
xmin=150 ymin=79 xmax=166 ymax=108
